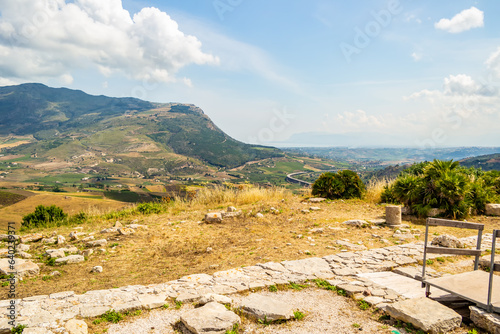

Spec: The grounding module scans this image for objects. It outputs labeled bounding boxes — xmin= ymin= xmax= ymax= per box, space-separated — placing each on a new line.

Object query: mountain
xmin=0 ymin=83 xmax=282 ymax=174
xmin=460 ymin=153 xmax=500 ymax=171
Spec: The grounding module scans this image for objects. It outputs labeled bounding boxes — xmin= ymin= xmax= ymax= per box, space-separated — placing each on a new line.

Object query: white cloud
xmin=409 ymin=74 xmax=498 ymax=100
xmin=60 ymin=74 xmax=74 ymax=85
xmin=486 ymin=47 xmax=500 ymax=78
xmin=411 ymin=52 xmax=422 ymax=62
xmin=405 ymin=14 xmax=422 ymax=24
xmin=443 ymin=74 xmax=480 ymax=95
xmin=0 ymin=0 xmax=219 ymax=84
xmin=182 ymin=78 xmax=193 ymax=88
xmin=333 ymin=110 xmax=385 ymax=132
xmin=434 ymin=7 xmax=484 ymax=33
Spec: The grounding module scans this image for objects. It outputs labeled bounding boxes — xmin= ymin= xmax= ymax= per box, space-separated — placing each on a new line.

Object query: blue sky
xmin=1 ymin=0 xmax=499 ymax=147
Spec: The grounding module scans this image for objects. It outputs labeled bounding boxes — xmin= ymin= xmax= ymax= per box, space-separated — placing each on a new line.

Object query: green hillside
xmin=0 ymin=83 xmax=282 ymax=170
xmin=460 ymin=153 xmax=500 ymax=171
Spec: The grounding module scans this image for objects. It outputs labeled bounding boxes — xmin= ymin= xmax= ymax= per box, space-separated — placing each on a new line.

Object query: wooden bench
xmin=421 ymin=218 xmax=500 ymax=313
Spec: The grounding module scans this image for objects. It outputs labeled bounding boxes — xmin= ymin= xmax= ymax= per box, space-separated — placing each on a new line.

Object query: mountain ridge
xmin=0 ymin=83 xmax=283 ymax=173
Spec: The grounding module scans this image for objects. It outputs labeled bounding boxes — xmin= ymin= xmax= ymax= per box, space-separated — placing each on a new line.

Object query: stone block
xmin=486 ymin=204 xmax=500 ymax=216
xmin=55 ymin=255 xmax=84 ymax=264
xmin=386 ymin=205 xmax=402 ymax=226
xmin=239 ymin=295 xmax=293 ymax=321
xmin=181 ymin=302 xmax=240 ymax=334
xmin=470 ymin=306 xmax=500 ymax=334
xmin=386 ymin=297 xmax=461 ymax=334
xmin=65 ymin=319 xmax=88 ymax=334
xmin=204 ymin=212 xmax=223 ymax=223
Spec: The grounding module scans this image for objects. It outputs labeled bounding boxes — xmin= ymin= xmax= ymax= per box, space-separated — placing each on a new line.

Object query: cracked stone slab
xmin=281 ymin=257 xmax=333 ymax=278
xmin=257 ymin=262 xmax=289 ymax=273
xmin=239 ymin=294 xmax=294 ymax=321
xmin=181 ymin=302 xmax=240 ymax=334
xmin=138 ymin=295 xmax=167 ymax=310
xmin=386 ymin=297 xmax=461 ymax=334
xmin=357 ymin=271 xmax=450 ymax=299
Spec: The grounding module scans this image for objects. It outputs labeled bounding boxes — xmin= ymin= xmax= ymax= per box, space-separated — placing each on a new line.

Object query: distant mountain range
xmin=0 ymin=83 xmax=282 ymax=175
xmin=284 ymin=146 xmax=500 ymax=164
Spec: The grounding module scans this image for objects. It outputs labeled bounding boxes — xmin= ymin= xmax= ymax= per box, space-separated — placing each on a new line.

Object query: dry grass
xmin=365 ymin=178 xmax=394 ymax=204
xmin=5 ymin=186 xmax=500 ymax=301
xmin=174 ymin=185 xmax=292 ymax=210
xmin=0 ymin=192 xmax=130 ymax=231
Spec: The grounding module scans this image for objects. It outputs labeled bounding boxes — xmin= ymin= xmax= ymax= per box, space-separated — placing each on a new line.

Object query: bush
xmin=22 ymin=205 xmax=68 ymax=229
xmin=382 ymin=159 xmax=500 ymax=219
xmin=136 ymin=202 xmax=164 ymax=215
xmin=68 ymin=211 xmax=87 ymax=225
xmin=312 ymin=170 xmax=365 ymax=200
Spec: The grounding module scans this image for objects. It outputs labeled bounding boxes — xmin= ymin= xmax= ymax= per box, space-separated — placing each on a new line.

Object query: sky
xmin=0 ymin=0 xmax=500 ymax=148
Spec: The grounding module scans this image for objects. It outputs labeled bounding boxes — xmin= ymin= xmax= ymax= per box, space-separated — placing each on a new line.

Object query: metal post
xmin=422 ymin=219 xmax=429 ymax=289
xmin=487 ymin=230 xmax=498 ymax=312
xmin=474 ymin=228 xmax=483 ymax=271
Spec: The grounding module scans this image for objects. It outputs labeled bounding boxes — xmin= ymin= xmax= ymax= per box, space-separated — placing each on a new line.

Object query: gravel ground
xmin=107 ymin=288 xmax=400 ymax=334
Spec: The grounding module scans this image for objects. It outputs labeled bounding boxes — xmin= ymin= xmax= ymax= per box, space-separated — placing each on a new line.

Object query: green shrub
xmin=11 ymin=324 xmax=27 ymax=334
xmin=22 ymin=205 xmax=67 ymax=229
xmin=312 ymin=279 xmax=336 ymax=291
xmin=312 ymin=170 xmax=365 ymax=200
xmin=136 ymin=202 xmax=164 ymax=215
xmin=226 ymin=323 xmax=239 ymax=334
xmin=68 ymin=211 xmax=88 ymax=225
xmin=293 ymin=310 xmax=305 ymax=320
xmin=358 ymin=300 xmax=370 ymax=310
xmin=289 ymin=282 xmax=308 ymax=290
xmin=382 ymin=159 xmax=500 ymax=219
xmin=100 ymin=309 xmax=124 ymax=323
xmin=175 ymin=300 xmax=183 ymax=309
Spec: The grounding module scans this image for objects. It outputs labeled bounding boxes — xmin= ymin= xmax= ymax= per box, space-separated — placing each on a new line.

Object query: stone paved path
xmin=0 ymin=234 xmax=493 ymax=333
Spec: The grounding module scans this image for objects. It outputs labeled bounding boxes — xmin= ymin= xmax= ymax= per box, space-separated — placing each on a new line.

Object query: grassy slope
xmin=0 ymin=190 xmax=26 ymax=207
xmin=460 ymin=153 xmax=500 ymax=171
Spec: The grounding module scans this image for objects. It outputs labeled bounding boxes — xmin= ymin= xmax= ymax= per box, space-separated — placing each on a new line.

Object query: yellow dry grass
xmin=365 ymin=178 xmax=394 ymax=204
xmin=0 ymin=141 xmax=32 ymax=150
xmin=145 ymin=185 xmax=166 ymax=193
xmin=173 ymin=185 xmax=292 ymax=210
xmin=6 ymin=186 xmax=500 ymax=302
xmin=0 ymin=192 xmax=130 ymax=230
